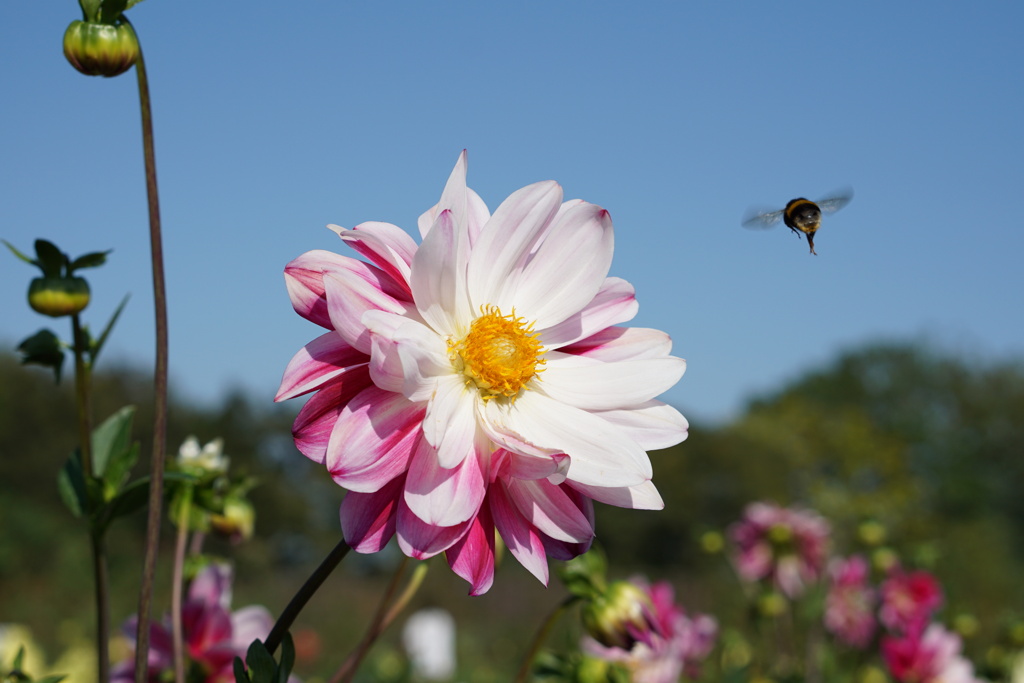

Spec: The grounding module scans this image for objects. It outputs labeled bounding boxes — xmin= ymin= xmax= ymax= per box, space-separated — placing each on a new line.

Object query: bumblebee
xmin=742 ymin=188 xmax=853 ymax=255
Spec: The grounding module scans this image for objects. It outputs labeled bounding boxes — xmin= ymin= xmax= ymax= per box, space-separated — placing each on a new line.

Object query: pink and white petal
xmin=230 ymin=606 xmax=275 ymax=651
xmin=276 ymin=332 xmax=368 ymax=401
xmin=593 ymin=401 xmax=689 ymax=451
xmin=538 ymin=354 xmax=686 ymax=411
xmin=467 ymin=181 xmax=563 ymax=311
xmin=514 ymin=203 xmax=615 ymax=331
xmin=340 ymin=476 xmax=403 ymax=553
xmin=540 ymin=278 xmax=638 ymax=349
xmin=404 ymin=433 xmax=486 ymax=527
xmin=421 ymin=186 xmax=490 ymax=244
xmin=490 ymin=483 xmax=549 ymax=585
xmin=324 ymin=261 xmax=414 ymax=355
xmin=292 ymin=364 xmax=373 ymax=463
xmin=568 ymin=479 xmax=665 ymax=511
xmin=327 ymin=386 xmax=425 ymax=492
xmin=505 ymin=478 xmax=593 ymax=544
xmin=422 ymin=375 xmax=477 ymax=468
xmin=284 ymin=250 xmax=359 ymax=329
xmin=559 ymin=326 xmax=673 ymax=362
xmin=492 ymin=448 xmax=568 ymax=483
xmin=412 ymin=209 xmax=471 ymax=334
xmin=188 ymin=563 xmax=233 ymax=608
xmin=392 ymin=320 xmax=457 ymax=403
xmin=487 ymin=392 xmax=652 ymax=487
xmin=396 ymin=496 xmax=473 ymax=559
xmin=445 ymin=504 xmax=495 ymax=596
xmin=332 ymin=222 xmax=417 ymax=293
xmin=541 ymin=486 xmax=595 ymax=560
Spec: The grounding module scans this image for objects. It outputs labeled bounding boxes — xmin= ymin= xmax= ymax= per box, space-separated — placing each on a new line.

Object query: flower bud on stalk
xmin=582 ymin=580 xmax=659 ymax=650
xmin=63 ymin=20 xmax=139 ymax=77
xmin=29 ymin=275 xmax=91 ymax=317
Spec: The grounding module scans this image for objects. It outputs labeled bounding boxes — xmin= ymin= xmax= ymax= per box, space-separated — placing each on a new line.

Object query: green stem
xmin=332 ymin=558 xmax=426 ymax=683
xmin=265 ymin=538 xmax=351 ymax=656
xmin=72 ymin=313 xmax=107 ymax=683
xmin=130 ymin=34 xmax=171 ymax=683
xmin=513 ymin=596 xmax=579 ymax=683
xmin=171 ymin=490 xmax=193 ymax=683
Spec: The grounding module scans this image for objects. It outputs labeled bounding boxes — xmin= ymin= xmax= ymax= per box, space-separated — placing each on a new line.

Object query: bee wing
xmin=742 ymin=207 xmax=786 ymax=229
xmin=817 ymin=187 xmax=854 ymax=214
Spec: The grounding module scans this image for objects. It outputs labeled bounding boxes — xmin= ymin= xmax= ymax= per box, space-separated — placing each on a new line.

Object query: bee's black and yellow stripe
xmin=783 ymin=198 xmax=822 ymax=235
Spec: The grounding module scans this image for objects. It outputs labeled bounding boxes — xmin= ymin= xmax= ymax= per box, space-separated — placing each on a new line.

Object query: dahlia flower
xmin=111 ymin=564 xmax=276 ymax=683
xmin=583 ymin=579 xmax=717 ymax=683
xmin=277 ymin=151 xmax=688 ymax=594
xmin=824 ymin=554 xmax=877 ymax=649
xmin=882 ymin=623 xmax=982 ymax=683
xmin=728 ymin=501 xmax=830 ymax=599
xmin=879 ymin=567 xmax=943 ymax=635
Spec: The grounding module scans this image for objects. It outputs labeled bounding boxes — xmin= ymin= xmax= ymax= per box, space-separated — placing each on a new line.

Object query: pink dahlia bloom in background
xmin=824 ymin=554 xmax=878 ymax=649
xmin=277 ymin=151 xmax=688 ymax=594
xmin=111 ymin=564 xmax=276 ymax=683
xmin=584 ymin=579 xmax=717 ymax=683
xmin=879 ymin=567 xmax=943 ymax=635
xmin=882 ymin=623 xmax=982 ymax=683
xmin=728 ymin=501 xmax=831 ymax=599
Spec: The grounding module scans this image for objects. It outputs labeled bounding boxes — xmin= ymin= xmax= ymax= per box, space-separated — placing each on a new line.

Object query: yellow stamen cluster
xmin=450 ymin=305 xmax=545 ymax=400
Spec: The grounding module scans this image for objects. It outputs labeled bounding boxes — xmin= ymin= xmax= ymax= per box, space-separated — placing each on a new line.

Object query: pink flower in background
xmin=277 ymin=151 xmax=688 ymax=594
xmin=882 ymin=623 xmax=981 ymax=683
xmin=584 ymin=579 xmax=717 ymax=683
xmin=879 ymin=567 xmax=943 ymax=635
xmin=728 ymin=502 xmax=831 ymax=598
xmin=824 ymin=554 xmax=877 ymax=649
xmin=111 ymin=564 xmax=275 ymax=683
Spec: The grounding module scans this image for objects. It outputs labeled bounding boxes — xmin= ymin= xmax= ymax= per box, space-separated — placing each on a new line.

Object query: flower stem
xmin=72 ymin=313 xmax=108 ymax=682
xmin=513 ymin=595 xmax=579 ymax=683
xmin=130 ymin=34 xmax=171 ymax=683
xmin=265 ymin=538 xmax=351 ymax=656
xmin=331 ymin=558 xmax=427 ymax=683
xmin=171 ymin=489 xmax=193 ymax=683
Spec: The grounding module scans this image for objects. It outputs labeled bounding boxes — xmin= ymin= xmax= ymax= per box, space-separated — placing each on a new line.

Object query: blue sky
xmin=2 ymin=2 xmax=1022 ymax=424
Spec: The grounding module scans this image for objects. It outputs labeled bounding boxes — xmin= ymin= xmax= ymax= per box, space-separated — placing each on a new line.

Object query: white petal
xmin=540 ymin=277 xmax=638 ymax=349
xmin=568 ymin=479 xmax=665 ymax=510
xmin=538 ymin=353 xmax=686 ymax=411
xmin=593 ymin=401 xmax=689 ymax=451
xmin=411 ymin=209 xmax=471 ymax=334
xmin=363 ymin=311 xmax=451 ymax=403
xmin=486 ymin=392 xmax=651 ymax=488
xmin=422 ymin=374 xmax=478 ymax=468
xmin=513 ymin=202 xmax=615 ymax=330
xmin=557 ymin=326 xmax=674 ymax=362
xmin=466 ymin=181 xmax=563 ymax=311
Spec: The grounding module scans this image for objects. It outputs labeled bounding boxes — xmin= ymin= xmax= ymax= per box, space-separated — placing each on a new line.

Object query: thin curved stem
xmin=131 ymin=35 xmax=171 ymax=683
xmin=513 ymin=595 xmax=579 ymax=683
xmin=265 ymin=538 xmax=351 ymax=656
xmin=331 ymin=558 xmax=427 ymax=683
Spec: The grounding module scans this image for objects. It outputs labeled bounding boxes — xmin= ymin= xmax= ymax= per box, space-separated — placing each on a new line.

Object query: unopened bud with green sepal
xmin=4 ymin=239 xmax=110 ymax=318
xmin=63 ymin=20 xmax=139 ymax=77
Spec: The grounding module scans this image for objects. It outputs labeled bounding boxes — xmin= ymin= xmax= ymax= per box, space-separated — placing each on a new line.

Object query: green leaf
xmin=90 ymin=294 xmax=130 ymax=365
xmin=103 ymin=441 xmax=140 ymax=494
xmin=233 ymin=656 xmax=250 ymax=683
xmin=34 ymin=240 xmax=66 ymax=278
xmin=275 ymin=634 xmax=295 ymax=683
xmin=70 ymin=250 xmax=111 ymax=272
xmin=125 ymin=0 xmax=148 ymax=9
xmin=36 ymin=676 xmax=69 ymax=683
xmin=244 ymin=640 xmax=277 ymax=683
xmin=2 ymin=239 xmax=38 ymax=267
xmin=17 ymin=329 xmax=65 ymax=383
xmin=57 ymin=450 xmax=88 ymax=518
xmin=98 ymin=0 xmax=129 ymax=23
xmin=79 ymin=0 xmax=103 ymax=22
xmin=90 ymin=406 xmax=136 ymax=480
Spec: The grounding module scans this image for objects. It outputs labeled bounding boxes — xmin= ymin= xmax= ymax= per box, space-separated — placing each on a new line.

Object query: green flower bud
xmin=63 ymin=20 xmax=139 ymax=78
xmin=28 ymin=276 xmax=90 ymax=317
xmin=210 ymin=497 xmax=255 ymax=542
xmin=581 ymin=581 xmax=654 ymax=650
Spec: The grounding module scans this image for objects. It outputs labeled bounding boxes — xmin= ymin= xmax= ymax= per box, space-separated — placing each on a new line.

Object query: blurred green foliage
xmin=1 ymin=340 xmax=1022 ymax=680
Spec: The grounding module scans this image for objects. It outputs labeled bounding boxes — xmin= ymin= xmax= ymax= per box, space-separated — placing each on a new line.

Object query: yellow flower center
xmin=451 ymin=305 xmax=545 ymax=400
